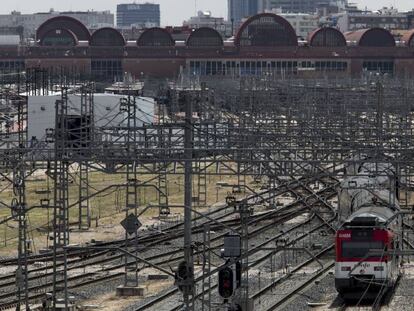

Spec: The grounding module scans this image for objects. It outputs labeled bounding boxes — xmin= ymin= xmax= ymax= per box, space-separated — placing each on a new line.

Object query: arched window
xmin=187 ymin=27 xmax=223 ymax=47
xmin=137 ymin=28 xmax=175 ymax=47
xmin=309 ymin=28 xmax=346 ymax=47
xmin=345 ymin=28 xmax=395 ymax=47
xmin=37 ymin=16 xmax=90 ymax=42
xmin=90 ymin=28 xmax=125 ymax=46
xmin=40 ymin=28 xmax=78 ymax=46
xmin=235 ymin=13 xmax=297 ymax=47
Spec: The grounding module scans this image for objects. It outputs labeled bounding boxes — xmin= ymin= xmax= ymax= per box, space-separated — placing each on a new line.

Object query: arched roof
xmin=401 ymin=29 xmax=414 ymax=47
xmin=137 ymin=27 xmax=175 ymax=47
xmin=90 ymin=27 xmax=126 ymax=46
xmin=37 ymin=16 xmax=91 ymax=42
xmin=235 ymin=13 xmax=297 ymax=47
xmin=308 ymin=27 xmax=346 ymax=47
xmin=39 ymin=28 xmax=78 ymax=46
xmin=344 ymin=28 xmax=395 ymax=47
xmin=186 ymin=27 xmax=223 ymax=47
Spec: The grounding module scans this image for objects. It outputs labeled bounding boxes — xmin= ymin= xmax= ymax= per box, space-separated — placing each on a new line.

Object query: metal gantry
xmin=122 ymin=95 xmax=140 ymax=288
xmin=52 ymin=89 xmax=70 ymax=310
xmin=183 ymin=92 xmax=195 ymax=310
xmin=78 ymin=83 xmax=94 ymax=230
xmin=1 ymin=72 xmax=414 ymax=309
xmin=13 ymin=95 xmax=29 ymax=311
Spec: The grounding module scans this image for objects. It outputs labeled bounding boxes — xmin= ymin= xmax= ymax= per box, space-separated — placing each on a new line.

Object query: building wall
xmin=349 ymin=59 xmax=363 ymax=77
xmin=183 ymin=12 xmax=233 ymax=38
xmin=1 ymin=44 xmax=414 ymax=80
xmin=228 ymin=0 xmax=258 ymax=27
xmin=263 ymin=0 xmax=346 ymax=14
xmin=117 ymin=3 xmax=160 ymax=27
xmin=28 ymin=94 xmax=154 ymax=143
xmin=0 ymin=11 xmax=114 ymax=39
xmin=62 ymin=12 xmax=114 ymax=29
xmin=279 ymin=13 xmax=319 ymax=39
xmin=335 ymin=13 xmax=409 ymax=32
xmin=395 ymin=59 xmax=414 ymax=78
xmin=124 ymin=58 xmax=185 ymax=78
xmin=263 ymin=9 xmax=318 ymax=39
xmin=25 ymin=58 xmax=90 ymax=76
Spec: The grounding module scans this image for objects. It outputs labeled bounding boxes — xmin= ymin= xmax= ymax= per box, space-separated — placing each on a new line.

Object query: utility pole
xmin=183 ymin=92 xmax=195 ymax=310
xmin=239 ymin=202 xmax=250 ymax=311
xmin=376 ymin=81 xmax=384 ymax=149
xmin=14 ymin=96 xmax=29 ymax=311
xmin=15 ymin=165 xmax=29 ymax=310
xmin=201 ymin=224 xmax=211 ymax=311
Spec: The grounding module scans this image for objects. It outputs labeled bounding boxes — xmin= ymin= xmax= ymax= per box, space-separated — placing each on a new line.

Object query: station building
xmin=1 ymin=13 xmax=414 ymax=81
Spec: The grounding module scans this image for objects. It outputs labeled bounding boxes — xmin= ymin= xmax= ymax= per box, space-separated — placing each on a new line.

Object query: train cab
xmin=335 ymin=212 xmax=400 ymax=299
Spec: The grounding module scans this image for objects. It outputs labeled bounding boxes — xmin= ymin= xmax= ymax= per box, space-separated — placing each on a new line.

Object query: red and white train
xmin=335 ymin=159 xmax=401 ymax=299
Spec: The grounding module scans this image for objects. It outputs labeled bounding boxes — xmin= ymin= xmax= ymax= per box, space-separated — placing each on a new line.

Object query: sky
xmin=0 ymin=0 xmax=412 ymax=26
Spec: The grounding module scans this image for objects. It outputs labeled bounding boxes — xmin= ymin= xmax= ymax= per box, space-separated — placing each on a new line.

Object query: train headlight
xmin=374 ymin=266 xmax=384 ymax=271
xmin=341 ymin=266 xmax=351 ymax=271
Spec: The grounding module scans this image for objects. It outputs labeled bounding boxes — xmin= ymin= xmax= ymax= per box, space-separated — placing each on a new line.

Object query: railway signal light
xmin=219 ymin=266 xmax=236 ymax=299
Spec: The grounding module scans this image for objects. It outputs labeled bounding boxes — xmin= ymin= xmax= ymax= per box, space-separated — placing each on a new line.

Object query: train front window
xmin=342 ymin=241 xmax=385 ymax=258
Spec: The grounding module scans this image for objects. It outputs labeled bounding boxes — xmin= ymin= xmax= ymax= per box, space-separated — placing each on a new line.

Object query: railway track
xmin=137 ymin=216 xmax=336 ymax=311
xmin=0 ymin=175 xmax=308 ymax=266
xmin=0 ymin=203 xmax=323 ymax=309
xmin=257 ymin=255 xmax=334 ymax=311
xmin=0 ymin=175 xmax=337 ymax=309
xmin=134 ymin=180 xmax=339 ymax=310
xmin=0 ymin=176 xmax=298 ymax=273
xmin=337 ymin=274 xmax=402 ymax=311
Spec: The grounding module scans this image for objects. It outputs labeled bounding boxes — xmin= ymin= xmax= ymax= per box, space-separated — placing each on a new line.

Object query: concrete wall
xmin=28 ymin=94 xmax=155 ymax=141
xmin=123 ymin=58 xmax=185 ymax=79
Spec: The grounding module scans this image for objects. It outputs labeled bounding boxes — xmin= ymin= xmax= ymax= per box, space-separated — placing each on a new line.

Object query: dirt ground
xmin=0 ymin=163 xmax=257 ymax=257
xmin=78 ymin=268 xmax=174 ymax=311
